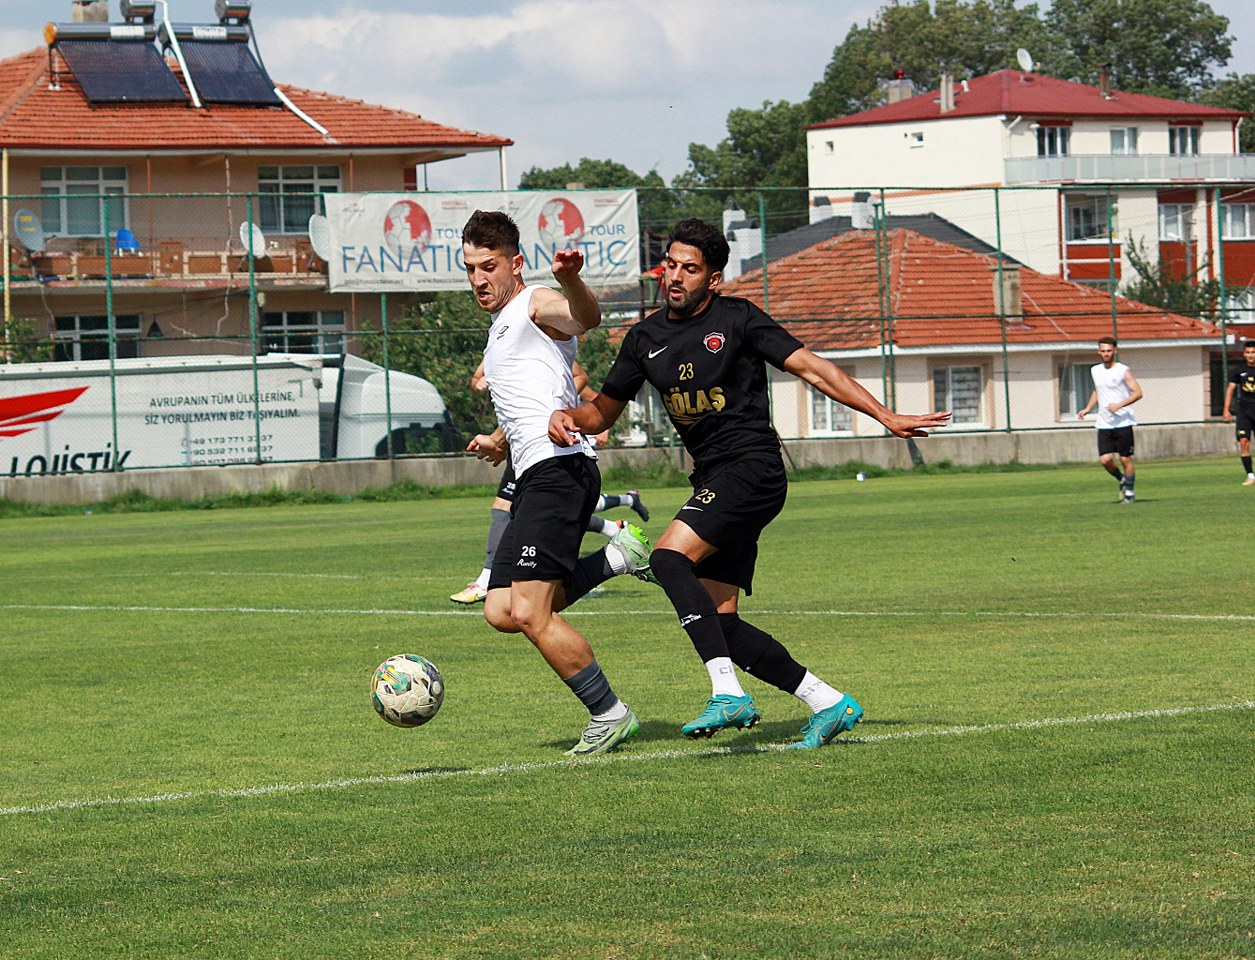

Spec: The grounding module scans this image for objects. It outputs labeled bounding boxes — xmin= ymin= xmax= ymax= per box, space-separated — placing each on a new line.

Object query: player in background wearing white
xmin=451 ymin=361 xmax=650 ymax=604
xmin=1077 ymin=336 xmax=1144 ymax=503
xmin=1221 ymin=340 xmax=1255 ymax=486
xmin=461 ymin=210 xmax=647 ymax=757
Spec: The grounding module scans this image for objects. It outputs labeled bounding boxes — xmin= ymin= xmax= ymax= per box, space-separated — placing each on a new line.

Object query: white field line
xmin=2 ymin=603 xmax=1254 ymax=622
xmin=2 ymin=700 xmax=1251 ymax=819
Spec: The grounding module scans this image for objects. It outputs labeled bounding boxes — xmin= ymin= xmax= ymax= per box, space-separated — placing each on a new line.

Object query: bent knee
xmin=483 ymin=593 xmax=520 ymax=633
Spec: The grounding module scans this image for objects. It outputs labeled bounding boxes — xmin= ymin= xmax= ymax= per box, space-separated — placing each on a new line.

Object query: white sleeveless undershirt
xmin=483 ymin=285 xmax=594 ymax=477
xmin=1090 ymin=361 xmax=1137 ymax=429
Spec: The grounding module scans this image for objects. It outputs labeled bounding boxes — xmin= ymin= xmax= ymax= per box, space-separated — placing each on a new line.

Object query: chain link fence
xmin=1 ymin=185 xmax=1248 ymax=475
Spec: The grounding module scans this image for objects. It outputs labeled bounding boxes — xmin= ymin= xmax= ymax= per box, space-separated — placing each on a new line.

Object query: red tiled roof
xmin=810 ymin=69 xmax=1247 ymax=130
xmin=719 ymin=228 xmax=1220 ymax=351
xmin=0 ymin=46 xmax=511 ymax=152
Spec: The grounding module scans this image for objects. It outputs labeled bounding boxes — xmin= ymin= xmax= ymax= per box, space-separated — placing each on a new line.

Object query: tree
xmin=1045 ymin=0 xmax=1232 ymax=97
xmin=675 ymin=98 xmax=813 ymax=235
xmin=1121 ymin=236 xmax=1221 ymax=321
xmin=1200 ymin=73 xmax=1255 ymax=152
xmin=807 ymin=0 xmax=1059 ymax=123
xmin=1 ymin=316 xmax=54 ymax=363
xmin=358 ymin=292 xmax=493 ymax=451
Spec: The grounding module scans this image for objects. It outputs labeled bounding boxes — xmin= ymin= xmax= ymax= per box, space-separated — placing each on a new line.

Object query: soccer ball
xmin=371 ymin=654 xmax=444 ymax=728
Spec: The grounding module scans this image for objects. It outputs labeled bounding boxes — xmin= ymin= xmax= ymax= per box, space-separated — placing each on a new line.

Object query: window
xmin=1109 ymin=127 xmax=1138 ymax=155
xmin=1221 ymin=204 xmax=1255 ymax=240
xmin=1066 ymin=195 xmax=1115 ymax=241
xmin=932 ymin=365 xmax=984 ymax=425
xmin=257 ymin=165 xmax=340 ymax=235
xmin=824 ymin=140 xmax=834 ymax=155
xmin=1036 ymin=126 xmax=1070 ymax=157
xmin=262 ymin=310 xmax=345 ymax=354
xmin=40 ymin=167 xmax=128 ymax=237
xmin=907 ymin=131 xmax=925 ymax=148
xmin=1169 ymin=125 xmax=1200 ymax=156
xmin=1057 ymin=362 xmax=1093 ymax=418
xmin=1159 ymin=203 xmax=1193 ymax=241
xmin=808 ymin=383 xmax=853 ymax=434
xmin=53 ymin=315 xmax=141 ymax=361
xmin=1224 ymin=288 xmax=1254 ymax=322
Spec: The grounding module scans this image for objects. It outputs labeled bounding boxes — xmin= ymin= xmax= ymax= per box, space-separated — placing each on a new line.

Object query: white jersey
xmin=483 ymin=285 xmax=594 ymax=477
xmin=1090 ymin=360 xmax=1137 ymax=429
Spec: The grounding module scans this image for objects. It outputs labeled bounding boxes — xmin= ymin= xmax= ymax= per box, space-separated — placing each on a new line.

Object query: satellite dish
xmin=12 ymin=208 xmax=47 ymax=253
xmin=1016 ymin=48 xmax=1035 ymax=73
xmin=239 ymin=220 xmax=267 ymax=257
xmin=307 ymin=213 xmax=331 ymax=261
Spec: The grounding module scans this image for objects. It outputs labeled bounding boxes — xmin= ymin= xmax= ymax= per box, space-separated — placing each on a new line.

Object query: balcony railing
xmin=1004 ymin=153 xmax=1255 ymax=185
xmin=7 ymin=237 xmax=326 ymax=285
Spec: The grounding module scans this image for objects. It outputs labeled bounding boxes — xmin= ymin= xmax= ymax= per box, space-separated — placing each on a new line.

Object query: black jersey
xmin=1229 ymin=364 xmax=1255 ymax=414
xmin=601 ymin=294 xmax=803 ymax=470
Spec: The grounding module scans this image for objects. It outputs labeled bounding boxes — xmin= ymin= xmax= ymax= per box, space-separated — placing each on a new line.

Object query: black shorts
xmin=1234 ymin=409 xmax=1255 ymax=441
xmin=1097 ymin=426 xmax=1135 ymax=458
xmin=678 ymin=454 xmax=788 ymax=595
xmin=488 ymin=454 xmax=599 ymax=587
xmin=495 ymin=462 xmax=517 ymax=502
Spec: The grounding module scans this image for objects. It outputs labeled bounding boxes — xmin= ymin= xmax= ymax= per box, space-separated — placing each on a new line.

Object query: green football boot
xmin=681 ymin=693 xmax=761 ymax=739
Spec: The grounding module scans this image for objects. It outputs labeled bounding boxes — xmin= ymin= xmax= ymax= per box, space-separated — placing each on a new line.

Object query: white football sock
xmin=474 ymin=567 xmax=491 ymax=589
xmin=793 ymin=671 xmax=842 ymax=712
xmin=588 ymin=516 xmax=621 ymax=538
xmin=592 ymin=698 xmax=628 ymax=722
xmin=706 ymin=657 xmax=746 ymax=698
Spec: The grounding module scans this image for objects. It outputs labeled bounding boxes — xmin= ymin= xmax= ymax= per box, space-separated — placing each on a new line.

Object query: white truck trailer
xmin=0 ymin=353 xmax=447 ymax=476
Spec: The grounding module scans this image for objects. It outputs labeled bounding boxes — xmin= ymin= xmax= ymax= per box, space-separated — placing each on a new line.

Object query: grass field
xmin=1 ymin=457 xmax=1252 ymax=959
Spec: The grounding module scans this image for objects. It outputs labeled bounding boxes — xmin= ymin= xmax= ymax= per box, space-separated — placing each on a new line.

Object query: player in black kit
xmin=549 ymin=219 xmax=951 ymax=748
xmin=1222 ymin=340 xmax=1255 ymax=486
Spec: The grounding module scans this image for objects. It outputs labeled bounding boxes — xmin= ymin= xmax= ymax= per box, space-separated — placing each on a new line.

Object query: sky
xmin=2 ymin=0 xmax=1254 ymax=191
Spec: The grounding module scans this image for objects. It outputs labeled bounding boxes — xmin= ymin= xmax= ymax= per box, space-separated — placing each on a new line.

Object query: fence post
xmin=104 ymin=194 xmax=121 ymax=470
xmin=994 ymin=187 xmax=1013 ymax=432
xmin=1215 ymin=185 xmax=1229 ymax=391
xmin=381 ymin=291 xmax=394 ymax=458
xmin=1106 ymin=186 xmax=1118 ymax=341
xmin=758 ymin=191 xmax=769 ymax=313
xmin=247 ymin=195 xmax=263 ymax=465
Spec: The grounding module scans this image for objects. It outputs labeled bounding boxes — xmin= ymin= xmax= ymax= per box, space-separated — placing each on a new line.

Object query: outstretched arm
xmin=548 ymin=393 xmax=629 ymax=446
xmin=531 ymin=249 xmax=601 ymax=338
xmin=783 ymin=347 xmax=951 ymax=437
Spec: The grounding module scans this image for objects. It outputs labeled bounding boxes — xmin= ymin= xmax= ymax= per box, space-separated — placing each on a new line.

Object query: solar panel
xmin=179 ymin=40 xmax=280 ymax=106
xmin=58 ymin=39 xmax=188 ymax=103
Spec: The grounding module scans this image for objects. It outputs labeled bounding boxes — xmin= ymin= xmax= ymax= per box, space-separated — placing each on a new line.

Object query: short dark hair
xmin=1243 ymin=340 xmax=1255 ymax=350
xmin=462 ymin=210 xmax=519 ymax=257
xmin=1098 ymin=336 xmax=1118 ymax=347
xmin=666 ymin=218 xmax=730 ymax=273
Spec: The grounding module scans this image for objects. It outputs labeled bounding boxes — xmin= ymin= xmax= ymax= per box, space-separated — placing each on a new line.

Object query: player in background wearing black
xmin=549 ymin=218 xmax=951 ymax=749
xmin=1222 ymin=340 xmax=1255 ymax=487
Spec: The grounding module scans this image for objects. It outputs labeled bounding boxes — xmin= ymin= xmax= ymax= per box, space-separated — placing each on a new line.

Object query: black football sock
xmin=718 ymin=613 xmax=807 ymax=693
xmin=650 ymin=548 xmax=729 ymax=662
xmin=1243 ymin=455 xmax=1253 ymax=475
xmin=559 ymin=550 xmax=617 ymax=608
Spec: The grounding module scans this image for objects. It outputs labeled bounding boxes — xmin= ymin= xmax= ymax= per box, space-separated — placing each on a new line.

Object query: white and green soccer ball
xmin=371 ymin=654 xmax=444 ymax=728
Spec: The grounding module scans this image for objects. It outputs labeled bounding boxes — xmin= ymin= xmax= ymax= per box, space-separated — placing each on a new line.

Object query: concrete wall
xmin=0 ymin=424 xmax=1234 ymax=505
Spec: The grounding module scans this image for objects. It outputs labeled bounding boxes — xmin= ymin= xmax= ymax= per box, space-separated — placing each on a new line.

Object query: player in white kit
xmin=1078 ymin=336 xmax=1144 ymax=503
xmin=461 ymin=210 xmax=646 ymax=756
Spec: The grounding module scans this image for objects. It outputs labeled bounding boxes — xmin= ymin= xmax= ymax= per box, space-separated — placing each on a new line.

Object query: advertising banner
xmin=0 ymin=358 xmax=322 ymax=475
xmin=324 ymin=190 xmax=639 ymax=293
